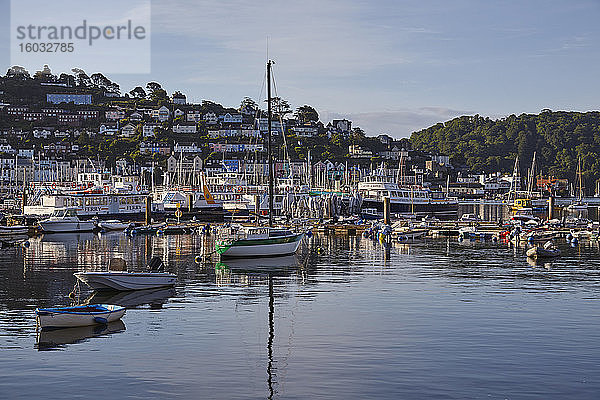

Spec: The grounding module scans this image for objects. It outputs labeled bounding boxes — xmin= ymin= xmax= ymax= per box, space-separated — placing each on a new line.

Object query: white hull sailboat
xmin=216 ymin=229 xmax=304 ymax=258
xmin=215 ymin=60 xmax=304 ymax=259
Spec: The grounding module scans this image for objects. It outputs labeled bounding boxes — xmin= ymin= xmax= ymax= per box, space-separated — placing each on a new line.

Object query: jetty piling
xmin=145 ymin=196 xmax=152 ymax=225
xmin=383 ymin=197 xmax=391 ymax=225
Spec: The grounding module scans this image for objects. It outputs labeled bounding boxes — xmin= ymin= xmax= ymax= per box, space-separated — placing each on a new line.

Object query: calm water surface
xmin=1 ymin=231 xmax=600 ymax=399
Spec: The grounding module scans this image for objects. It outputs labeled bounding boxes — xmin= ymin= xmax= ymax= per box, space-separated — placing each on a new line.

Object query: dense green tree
xmin=294 ymin=105 xmax=319 ymax=124
xmin=410 ymin=111 xmax=600 ymax=193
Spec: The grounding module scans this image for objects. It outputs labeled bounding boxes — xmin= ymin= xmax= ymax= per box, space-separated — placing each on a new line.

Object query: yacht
xmin=38 ymin=208 xmax=95 ymax=233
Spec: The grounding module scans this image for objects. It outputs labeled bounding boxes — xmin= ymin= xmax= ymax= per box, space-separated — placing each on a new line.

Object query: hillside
xmin=410 ymin=111 xmax=600 ymax=190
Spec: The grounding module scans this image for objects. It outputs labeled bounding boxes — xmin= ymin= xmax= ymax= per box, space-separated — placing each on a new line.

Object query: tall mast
xmin=267 ymin=60 xmax=274 ymax=227
xmin=577 ymin=156 xmax=583 ymax=201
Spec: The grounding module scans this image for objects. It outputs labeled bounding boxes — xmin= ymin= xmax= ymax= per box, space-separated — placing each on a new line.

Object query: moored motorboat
xmin=38 ymin=208 xmax=95 ymax=233
xmin=526 ymin=242 xmax=561 ymax=259
xmin=35 ymin=304 xmax=126 ymax=329
xmin=74 ymin=257 xmax=176 ymax=291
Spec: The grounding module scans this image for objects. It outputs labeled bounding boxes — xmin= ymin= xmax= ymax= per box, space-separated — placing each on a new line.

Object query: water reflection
xmin=85 ymin=287 xmax=176 ymax=309
xmin=4 ymin=231 xmax=600 ymax=398
xmin=35 ymin=320 xmax=126 ymax=351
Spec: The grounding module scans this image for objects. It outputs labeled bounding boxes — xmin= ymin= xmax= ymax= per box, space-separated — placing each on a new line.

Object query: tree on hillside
xmin=295 ymin=105 xmax=319 ymax=124
xmin=71 ymin=68 xmax=91 ymax=87
xmin=240 ymin=97 xmax=259 ymax=115
xmin=271 ymin=97 xmax=292 ymax=118
xmin=58 ymin=73 xmax=76 ymax=87
xmin=33 ymin=65 xmax=56 ymax=82
xmin=6 ymin=66 xmax=30 ymax=79
xmin=146 ymin=82 xmax=162 ymax=94
xmin=146 ymin=82 xmax=167 ymax=104
xmin=130 ymin=86 xmax=147 ymax=99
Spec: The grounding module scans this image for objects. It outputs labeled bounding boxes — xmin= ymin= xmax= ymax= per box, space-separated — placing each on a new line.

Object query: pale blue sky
xmin=1 ymin=0 xmax=599 ymax=137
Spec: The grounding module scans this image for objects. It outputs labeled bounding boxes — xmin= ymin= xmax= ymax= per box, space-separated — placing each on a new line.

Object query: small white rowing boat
xmin=35 ymin=304 xmax=126 ymax=329
xmin=97 ymin=220 xmax=132 ymax=231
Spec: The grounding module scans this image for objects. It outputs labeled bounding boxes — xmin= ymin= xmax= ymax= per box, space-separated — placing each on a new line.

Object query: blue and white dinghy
xmin=35 ymin=304 xmax=126 ymax=330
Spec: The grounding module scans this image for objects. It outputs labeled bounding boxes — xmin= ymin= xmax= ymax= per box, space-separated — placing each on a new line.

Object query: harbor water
xmin=2 ymin=232 xmax=600 ymax=398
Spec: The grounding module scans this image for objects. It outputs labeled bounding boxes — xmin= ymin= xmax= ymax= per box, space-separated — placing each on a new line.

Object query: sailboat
xmin=215 ymin=60 xmax=304 ymax=258
xmin=567 ymin=156 xmax=587 ymax=211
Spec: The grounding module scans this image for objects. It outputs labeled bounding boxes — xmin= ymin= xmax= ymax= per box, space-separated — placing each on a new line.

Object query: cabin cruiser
xmin=38 ymin=208 xmax=95 ymax=233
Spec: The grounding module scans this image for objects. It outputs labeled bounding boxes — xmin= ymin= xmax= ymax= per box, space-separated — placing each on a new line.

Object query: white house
xmin=129 ymin=111 xmax=143 ymax=122
xmin=221 ymin=113 xmax=242 ymax=124
xmin=151 ymin=106 xmax=170 ymax=122
xmin=0 ymin=144 xmax=16 ymax=154
xmin=174 ymin=109 xmax=185 ymax=119
xmin=172 ymin=92 xmax=186 ymax=105
xmin=99 ymin=124 xmax=119 ymax=136
xmin=187 ymin=110 xmax=202 ymax=123
xmin=174 ymin=142 xmax=201 ymax=153
xmin=204 ymin=112 xmax=218 ymax=125
xmin=255 ymin=118 xmax=283 ymax=134
xmin=291 ymin=126 xmax=318 ymax=137
xmin=173 ymin=124 xmax=197 ymax=134
xmin=120 ymin=123 xmax=137 ymax=137
xmin=54 ymin=130 xmax=71 ymax=138
xmin=33 ymin=128 xmax=52 ymax=139
xmin=105 ymin=110 xmax=125 ymax=120
xmin=18 ymin=148 xmax=34 ymax=158
xmin=143 ymin=123 xmax=160 ymax=137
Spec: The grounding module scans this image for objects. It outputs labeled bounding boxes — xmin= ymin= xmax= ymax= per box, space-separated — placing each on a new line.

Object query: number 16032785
xmin=19 ymin=42 xmax=74 ymax=52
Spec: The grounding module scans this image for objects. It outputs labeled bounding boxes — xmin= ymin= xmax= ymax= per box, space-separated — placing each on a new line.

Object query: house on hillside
xmin=120 ymin=123 xmax=137 ymax=137
xmin=151 ymin=106 xmax=170 ymax=122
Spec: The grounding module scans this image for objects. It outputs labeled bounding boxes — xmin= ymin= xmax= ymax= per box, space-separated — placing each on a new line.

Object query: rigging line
xmin=270 ymin=67 xmax=294 ymax=179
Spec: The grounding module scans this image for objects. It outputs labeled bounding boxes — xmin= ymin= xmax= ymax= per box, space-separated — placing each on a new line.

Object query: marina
xmin=0 ymin=1 xmax=599 ymax=397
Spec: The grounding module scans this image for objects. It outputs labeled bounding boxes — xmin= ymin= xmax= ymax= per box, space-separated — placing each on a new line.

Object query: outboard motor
xmin=147 ymin=256 xmax=165 ymax=272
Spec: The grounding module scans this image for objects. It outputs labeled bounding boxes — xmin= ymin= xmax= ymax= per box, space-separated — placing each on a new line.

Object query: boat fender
xmin=305 ymin=230 xmax=313 ymax=238
xmin=527 ymin=236 xmax=535 ymax=244
xmin=566 ymin=233 xmax=573 ymax=241
xmin=94 ymin=317 xmax=108 ymax=324
xmin=22 ymin=241 xmax=30 ymax=248
xmin=571 ymin=237 xmax=578 ymax=245
xmin=195 ymin=255 xmax=202 ymax=264
xmin=156 ymin=229 xmax=164 ymax=236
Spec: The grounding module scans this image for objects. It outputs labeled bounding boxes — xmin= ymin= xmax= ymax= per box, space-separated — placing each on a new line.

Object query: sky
xmin=0 ymin=0 xmax=599 ymax=138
